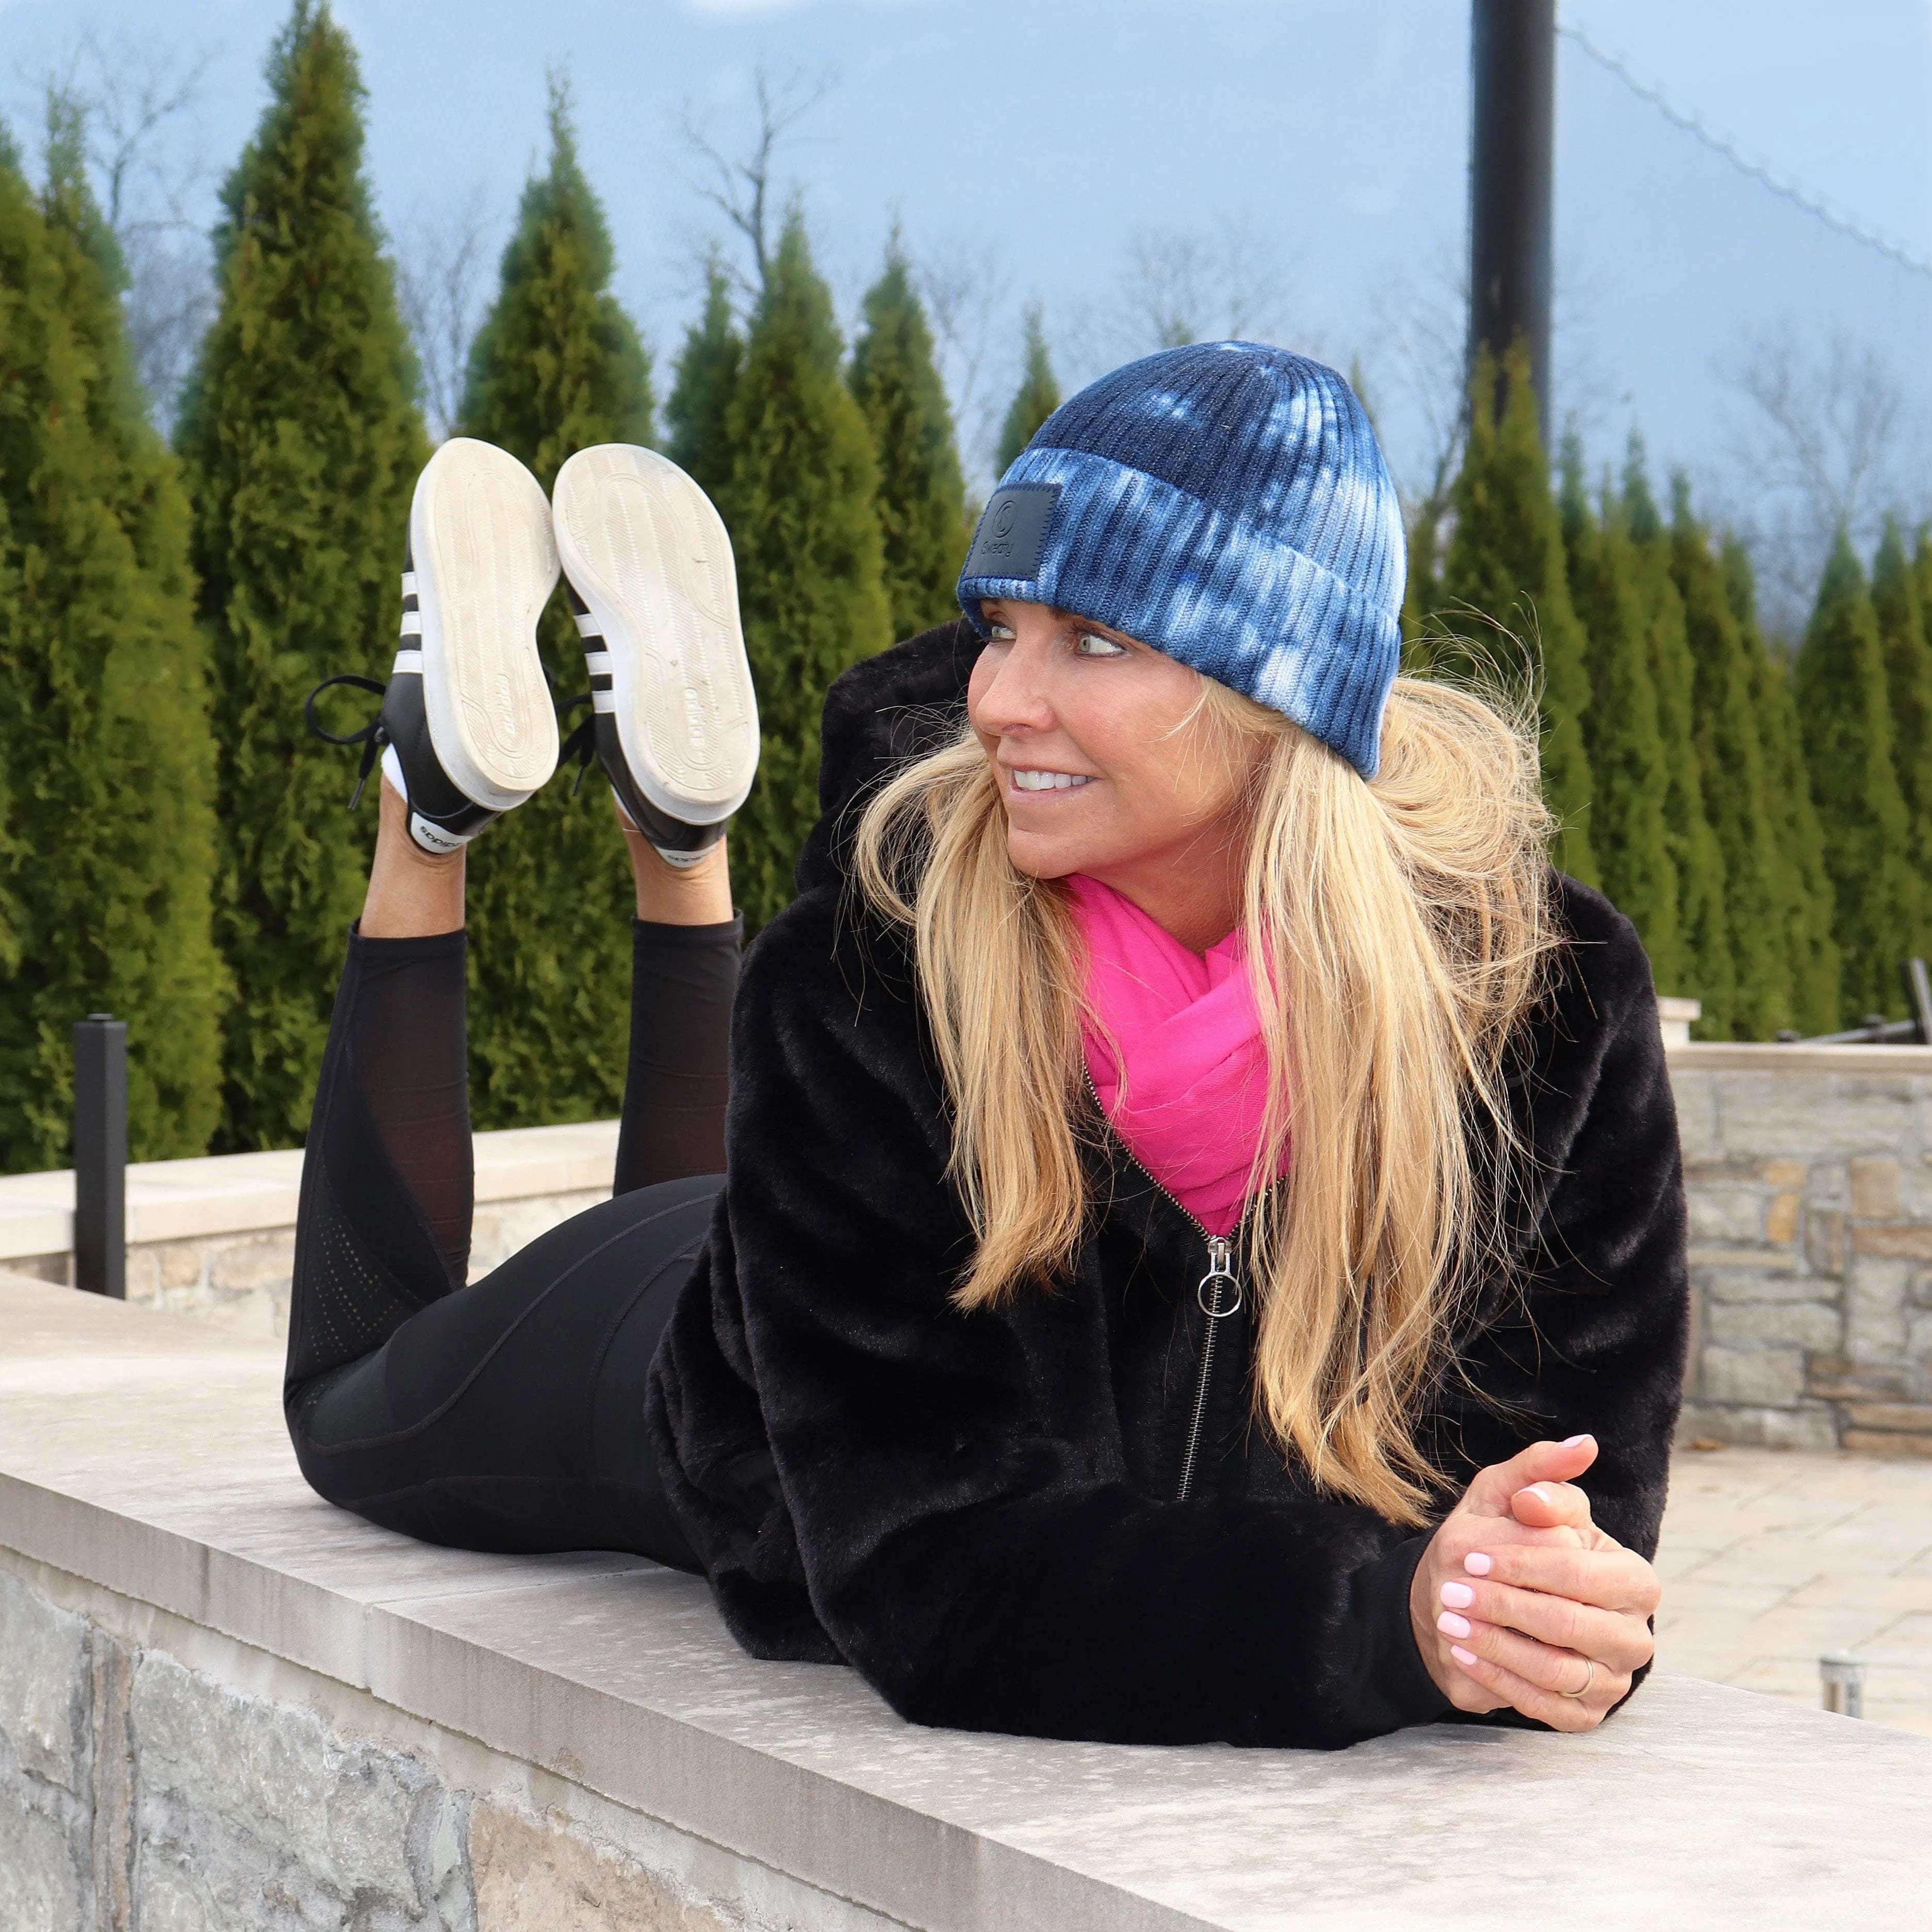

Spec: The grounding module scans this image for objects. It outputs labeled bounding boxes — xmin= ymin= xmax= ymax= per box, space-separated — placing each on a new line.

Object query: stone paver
xmin=1657 ymin=1445 xmax=1932 ymax=1732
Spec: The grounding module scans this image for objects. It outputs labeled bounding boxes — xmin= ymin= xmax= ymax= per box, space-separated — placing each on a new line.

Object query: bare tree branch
xmin=913 ymin=235 xmax=1015 ymax=491
xmin=1121 ymin=215 xmax=1291 ymax=353
xmin=675 ymin=63 xmax=836 ymax=302
xmin=395 ymin=183 xmax=498 ymax=443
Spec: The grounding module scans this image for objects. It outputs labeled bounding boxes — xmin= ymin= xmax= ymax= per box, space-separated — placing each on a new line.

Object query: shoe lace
xmin=557 ymin=692 xmax=597 ymax=799
xmin=304 ymin=675 xmax=388 ymax=810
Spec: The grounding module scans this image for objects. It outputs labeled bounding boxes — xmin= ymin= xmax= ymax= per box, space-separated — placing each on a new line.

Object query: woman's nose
xmin=971 ymin=638 xmax=1056 ymax=736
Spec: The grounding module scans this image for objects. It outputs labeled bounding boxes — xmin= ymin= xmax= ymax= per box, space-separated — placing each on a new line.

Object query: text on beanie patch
xmin=963 ymin=484 xmax=1060 ymax=584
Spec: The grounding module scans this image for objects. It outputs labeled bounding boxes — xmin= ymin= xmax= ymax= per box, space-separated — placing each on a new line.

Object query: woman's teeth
xmin=1011 ymin=769 xmax=1092 ymax=792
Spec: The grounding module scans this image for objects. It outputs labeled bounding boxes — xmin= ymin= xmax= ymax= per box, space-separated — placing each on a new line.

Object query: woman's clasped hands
xmin=1410 ymin=1434 xmax=1662 ymax=1732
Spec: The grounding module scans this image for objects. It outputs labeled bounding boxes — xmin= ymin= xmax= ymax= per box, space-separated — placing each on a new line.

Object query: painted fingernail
xmin=1561 ymin=1433 xmax=1592 ymax=1447
xmin=1516 ymin=1483 xmax=1554 ymax=1506
xmin=1440 ymin=1581 xmax=1476 ymax=1609
xmin=1437 ymin=1611 xmax=1472 ymax=1639
xmin=1450 ymin=1644 xmax=1479 ymax=1667
xmin=1464 ymin=1551 xmax=1493 ymax=1576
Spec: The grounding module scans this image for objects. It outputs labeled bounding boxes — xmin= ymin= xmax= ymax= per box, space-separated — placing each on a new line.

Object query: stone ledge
xmin=2 ymin=1276 xmax=1930 ymax=1928
xmin=0 ymin=1118 xmax=621 ymax=1262
xmin=1668 ymin=1041 xmax=1932 ymax=1073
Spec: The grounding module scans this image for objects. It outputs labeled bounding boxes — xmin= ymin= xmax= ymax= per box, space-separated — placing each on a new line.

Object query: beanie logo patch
xmin=964 ymin=484 xmax=1060 ymax=583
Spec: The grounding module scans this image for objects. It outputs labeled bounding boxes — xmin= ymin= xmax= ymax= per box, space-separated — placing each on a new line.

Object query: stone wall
xmin=0 ymin=1554 xmax=894 ymax=1932
xmin=1672 ymin=1045 xmax=1932 ymax=1455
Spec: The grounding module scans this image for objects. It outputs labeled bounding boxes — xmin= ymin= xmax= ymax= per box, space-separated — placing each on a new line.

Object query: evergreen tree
xmin=1436 ymin=345 xmax=1597 ymax=885
xmin=457 ymin=76 xmax=654 ymax=1129
xmin=1872 ymin=519 xmax=1932 ymax=953
xmin=176 ymin=1 xmax=427 ymax=1150
xmin=0 ymin=114 xmax=226 ymax=1170
xmin=666 ymin=256 xmax=741 ymax=502
xmin=849 ymin=238 xmax=967 ymax=640
xmin=1620 ymin=444 xmax=1733 ymax=1033
xmin=997 ymin=304 xmax=1061 ymax=472
xmin=1559 ymin=440 xmax=1680 ymax=987
xmin=1795 ymin=530 xmax=1917 ymax=1022
xmin=1727 ymin=539 xmax=1839 ymax=1033
xmin=1670 ymin=477 xmax=1790 ymax=1038
xmin=721 ymin=212 xmax=891 ymax=931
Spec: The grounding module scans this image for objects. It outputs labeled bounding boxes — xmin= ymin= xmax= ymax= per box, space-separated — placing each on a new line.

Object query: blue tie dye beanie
xmin=956 ymin=341 xmax=1406 ymax=778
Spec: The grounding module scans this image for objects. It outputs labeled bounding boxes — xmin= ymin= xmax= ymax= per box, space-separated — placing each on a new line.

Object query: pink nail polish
xmin=1516 ymin=1483 xmax=1553 ymax=1506
xmin=1561 ymin=1433 xmax=1591 ymax=1447
xmin=1451 ymin=1644 xmax=1478 ymax=1667
xmin=1437 ymin=1611 xmax=1472 ymax=1639
xmin=1464 ymin=1552 xmax=1493 ymax=1576
xmin=1440 ymin=1581 xmax=1475 ymax=1609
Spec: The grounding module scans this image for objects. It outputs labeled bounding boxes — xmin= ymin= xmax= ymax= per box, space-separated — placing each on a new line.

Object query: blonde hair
xmin=852 ymin=674 xmax=1555 ymax=1526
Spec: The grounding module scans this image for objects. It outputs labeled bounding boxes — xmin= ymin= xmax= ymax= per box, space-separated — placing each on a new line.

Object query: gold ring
xmin=1560 ymin=1658 xmax=1597 ymax=1700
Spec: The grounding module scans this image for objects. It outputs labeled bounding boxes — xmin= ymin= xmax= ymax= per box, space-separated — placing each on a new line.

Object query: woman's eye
xmin=1074 ymin=631 xmax=1127 ymax=657
xmin=987 ymin=623 xmax=1016 ymax=641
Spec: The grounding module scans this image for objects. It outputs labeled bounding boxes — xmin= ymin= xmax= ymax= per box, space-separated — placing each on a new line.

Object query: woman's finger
xmin=1444 ymin=1637 xmax=1626 ymax=1733
xmin=1438 ymin=1579 xmax=1654 ymax=1674
xmin=1463 ymin=1540 xmax=1661 ymax=1614
xmin=1509 ymin=1477 xmax=1595 ymax=1533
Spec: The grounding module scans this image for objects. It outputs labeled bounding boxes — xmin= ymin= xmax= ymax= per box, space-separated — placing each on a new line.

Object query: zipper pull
xmin=1197 ymin=1236 xmax=1242 ymax=1318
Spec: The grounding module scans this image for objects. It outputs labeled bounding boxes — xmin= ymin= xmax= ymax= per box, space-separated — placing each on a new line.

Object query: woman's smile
xmin=1006 ymin=765 xmax=1095 ymax=794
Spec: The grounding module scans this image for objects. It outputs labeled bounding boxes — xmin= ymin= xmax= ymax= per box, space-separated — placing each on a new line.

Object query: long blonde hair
xmin=852 ymin=674 xmax=1556 ymax=1525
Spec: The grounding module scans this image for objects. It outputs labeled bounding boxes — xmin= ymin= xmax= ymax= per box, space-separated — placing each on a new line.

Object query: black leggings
xmin=282 ymin=919 xmax=738 ymax=1573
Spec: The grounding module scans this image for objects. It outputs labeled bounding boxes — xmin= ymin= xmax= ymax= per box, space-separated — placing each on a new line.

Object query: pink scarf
xmin=1067 ymin=874 xmax=1283 ymax=1237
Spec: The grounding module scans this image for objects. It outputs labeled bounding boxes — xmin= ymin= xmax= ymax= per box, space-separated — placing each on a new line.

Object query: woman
xmin=289 ymin=342 xmax=1682 ymax=1751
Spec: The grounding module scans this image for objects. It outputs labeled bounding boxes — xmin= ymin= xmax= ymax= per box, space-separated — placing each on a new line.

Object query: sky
xmin=2 ymin=0 xmax=1929 ymax=620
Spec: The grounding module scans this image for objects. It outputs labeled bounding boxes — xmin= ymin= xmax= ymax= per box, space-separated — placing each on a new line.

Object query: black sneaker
xmin=312 ymin=438 xmax=561 ymax=855
xmin=550 ymin=444 xmax=759 ymax=865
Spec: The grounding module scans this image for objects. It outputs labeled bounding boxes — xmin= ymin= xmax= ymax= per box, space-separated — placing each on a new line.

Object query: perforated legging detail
xmin=283 ymin=915 xmax=741 ymax=1572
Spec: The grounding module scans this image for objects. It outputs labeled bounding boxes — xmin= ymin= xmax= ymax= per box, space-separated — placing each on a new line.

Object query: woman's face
xmin=967 ymin=599 xmax=1264 ymax=945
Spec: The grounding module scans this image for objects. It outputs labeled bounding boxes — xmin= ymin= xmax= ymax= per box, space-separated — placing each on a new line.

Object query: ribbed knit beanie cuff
xmin=956 ymin=342 xmax=1406 ymax=778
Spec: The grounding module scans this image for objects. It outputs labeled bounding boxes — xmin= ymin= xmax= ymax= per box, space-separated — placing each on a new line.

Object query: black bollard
xmin=74 ymin=1014 xmax=127 ymax=1298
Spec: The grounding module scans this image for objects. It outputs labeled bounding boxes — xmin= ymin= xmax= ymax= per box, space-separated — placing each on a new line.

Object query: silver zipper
xmin=1175 ymin=1236 xmax=1243 ymax=1502
xmin=1082 ymin=1071 xmax=1248 ymax=1503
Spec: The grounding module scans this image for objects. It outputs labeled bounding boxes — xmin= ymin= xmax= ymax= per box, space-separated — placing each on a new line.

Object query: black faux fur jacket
xmin=645 ymin=618 xmax=1690 ymax=1750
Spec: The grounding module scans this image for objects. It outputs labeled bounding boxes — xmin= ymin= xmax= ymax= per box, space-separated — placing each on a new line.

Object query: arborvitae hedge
xmin=1727 ymin=539 xmax=1840 ymax=1034
xmin=997 ymin=304 xmax=1061 ymax=472
xmin=1436 ymin=345 xmax=1598 ymax=886
xmin=666 ymin=258 xmax=741 ymax=503
xmin=0 ymin=120 xmax=225 ymax=1170
xmin=1621 ymin=447 xmax=1733 ymax=1032
xmin=1873 ymin=518 xmax=1932 ymax=955
xmin=720 ymin=214 xmax=890 ymax=932
xmin=849 ymin=240 xmax=966 ymax=640
xmin=1671 ymin=480 xmax=1789 ymax=1038
xmin=1796 ymin=531 xmax=1917 ymax=1022
xmin=176 ymin=0 xmax=427 ymax=1151
xmin=457 ymin=78 xmax=653 ymax=1129
xmin=1560 ymin=445 xmax=1680 ymax=988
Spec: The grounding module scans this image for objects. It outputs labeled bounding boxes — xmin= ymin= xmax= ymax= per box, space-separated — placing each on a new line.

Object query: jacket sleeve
xmin=1440 ymin=883 xmax=1691 ymax=1563
xmin=707 ymin=893 xmax=1450 ymax=1749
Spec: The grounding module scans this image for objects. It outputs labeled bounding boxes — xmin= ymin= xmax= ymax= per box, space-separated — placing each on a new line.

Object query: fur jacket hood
xmin=645 ymin=619 xmax=1689 ymax=1749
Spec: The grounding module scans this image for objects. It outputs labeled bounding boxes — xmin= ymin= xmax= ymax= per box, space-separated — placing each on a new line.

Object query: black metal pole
xmin=1468 ymin=0 xmax=1556 ymax=446
xmin=74 ymin=1014 xmax=127 ymax=1298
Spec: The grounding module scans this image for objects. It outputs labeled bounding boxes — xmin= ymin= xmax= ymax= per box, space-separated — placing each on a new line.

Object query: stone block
xmin=1687 ymin=1189 xmax=1769 ymax=1245
xmin=1851 ymin=1158 xmax=1904 ymax=1218
xmin=158 ymin=1240 xmax=207 ymax=1289
xmin=1763 ymin=1159 xmax=1806 ymax=1189
xmin=1700 ymin=1346 xmax=1806 ymax=1406
xmin=1852 ymin=1223 xmax=1932 ymax=1260
xmin=1912 ymin=1272 xmax=1932 ymax=1312
xmin=1702 ymin=1268 xmax=1831 ymax=1305
xmin=1806 ymin=1209 xmax=1846 ymax=1278
xmin=470 ymin=1800 xmax=736 ymax=1932
xmin=1667 ymin=1071 xmax=1720 ymax=1164
xmin=207 ymin=1233 xmax=294 ymax=1292
xmin=1846 ymin=1256 xmax=1913 ymax=1359
xmin=1673 ymin=1400 xmax=1839 ymax=1452
xmin=1843 ymin=1402 xmax=1932 ymax=1435
xmin=1766 ymin=1192 xmax=1800 ymax=1245
xmin=1909 ymin=1310 xmax=1932 ymax=1358
xmin=1704 ymin=1300 xmax=1840 ymax=1351
xmin=1841 ymin=1429 xmax=1932 ymax=1458
xmin=131 ymin=1649 xmax=448 ymax=1924
xmin=1713 ymin=1073 xmax=1914 ymax=1160
xmin=1681 ymin=1156 xmax=1763 ymax=1184
xmin=122 ymin=1247 xmax=161 ymax=1303
xmin=0 ymin=1788 xmax=88 ymax=1932
xmin=0 ymin=1569 xmax=90 ymax=1792
xmin=1807 ymin=1355 xmax=1916 ymax=1402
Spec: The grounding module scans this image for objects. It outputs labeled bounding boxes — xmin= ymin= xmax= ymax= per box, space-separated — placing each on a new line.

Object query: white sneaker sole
xmin=551 ymin=444 xmax=759 ymax=828
xmin=410 ymin=437 xmax=560 ymax=812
